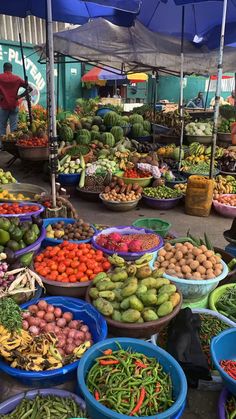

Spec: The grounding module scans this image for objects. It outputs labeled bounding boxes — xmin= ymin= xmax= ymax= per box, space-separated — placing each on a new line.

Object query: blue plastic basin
xmin=58 ymin=173 xmax=81 ymax=186
xmin=77 ymin=337 xmax=187 ymax=419
xmin=42 ymin=218 xmax=97 ymax=246
xmin=0 ymin=297 xmax=107 ymax=388
xmin=211 ymin=328 xmax=236 ymax=395
xmin=96 ymin=107 xmax=113 ymax=118
xmin=0 ymin=388 xmax=86 ymax=415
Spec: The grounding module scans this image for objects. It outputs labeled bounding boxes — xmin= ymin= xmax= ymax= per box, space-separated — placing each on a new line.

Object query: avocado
xmin=10 ymin=227 xmax=24 ymax=242
xmin=23 ymin=230 xmax=37 ymax=245
xmin=0 ymin=229 xmax=10 ymax=245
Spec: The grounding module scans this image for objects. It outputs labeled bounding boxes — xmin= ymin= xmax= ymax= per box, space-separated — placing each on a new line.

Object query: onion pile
xmin=22 ymin=300 xmax=93 ymax=357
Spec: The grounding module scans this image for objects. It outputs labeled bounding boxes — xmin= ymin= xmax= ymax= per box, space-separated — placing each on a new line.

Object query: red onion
xmin=39 ymin=320 xmax=46 ymax=329
xmin=68 ymin=320 xmax=79 ymax=329
xmin=36 ymin=310 xmax=45 ymax=319
xmin=29 ymin=325 xmax=40 ymax=336
xmin=37 ymin=300 xmax=48 ymax=310
xmin=44 ymin=313 xmax=55 ymax=322
xmin=28 ymin=317 xmax=38 ymax=327
xmin=65 ymin=343 xmax=76 ymax=355
xmin=80 ymin=325 xmax=89 ymax=333
xmin=33 ymin=318 xmax=41 ymax=327
xmin=56 ymin=318 xmax=66 ymax=328
xmin=47 ymin=304 xmax=55 ymax=313
xmin=62 ymin=312 xmax=73 ymax=323
xmin=85 ymin=332 xmax=92 ymax=341
xmin=22 ymin=311 xmax=30 ymax=319
xmin=66 ymin=338 xmax=74 ymax=345
xmin=54 ymin=307 xmax=62 ymax=318
xmin=58 ymin=348 xmax=65 ymax=357
xmin=74 ymin=339 xmax=83 ymax=347
xmin=63 ymin=327 xmax=70 ymax=336
xmin=57 ymin=338 xmax=66 ymax=348
xmin=22 ymin=320 xmax=29 ymax=330
xmin=75 ymin=331 xmax=85 ymax=341
xmin=68 ymin=329 xmax=76 ymax=339
xmin=28 ymin=305 xmax=38 ymax=313
xmin=54 ymin=326 xmax=60 ymax=334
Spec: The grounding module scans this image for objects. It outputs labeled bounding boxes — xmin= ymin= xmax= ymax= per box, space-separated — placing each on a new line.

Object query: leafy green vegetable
xmin=0 ymin=298 xmax=22 ymax=332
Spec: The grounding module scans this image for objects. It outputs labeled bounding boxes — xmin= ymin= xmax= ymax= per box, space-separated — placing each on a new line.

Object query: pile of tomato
xmin=17 ymin=137 xmax=48 ymax=147
xmin=34 ymin=241 xmax=111 ymax=283
xmin=0 ymin=203 xmax=40 ymax=215
xmin=123 ymin=169 xmax=152 ymax=178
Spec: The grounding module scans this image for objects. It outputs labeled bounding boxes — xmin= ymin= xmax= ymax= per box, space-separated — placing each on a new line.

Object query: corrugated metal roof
xmin=0 ymin=15 xmax=69 ymax=45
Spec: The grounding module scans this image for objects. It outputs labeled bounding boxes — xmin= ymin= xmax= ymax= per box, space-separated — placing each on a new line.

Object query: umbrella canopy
xmin=137 ymin=0 xmax=236 ymax=49
xmin=82 ymin=66 xmax=125 ymax=81
xmin=0 ymin=0 xmax=140 ymax=25
xmin=48 ymin=18 xmax=236 ymax=75
xmin=127 ymin=73 xmax=148 ymax=82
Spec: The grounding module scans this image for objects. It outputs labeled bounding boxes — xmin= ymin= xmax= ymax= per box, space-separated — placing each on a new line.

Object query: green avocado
xmin=23 ymin=230 xmax=37 ymax=245
xmin=18 ymin=240 xmax=26 ymax=249
xmin=0 ymin=229 xmax=10 ymax=245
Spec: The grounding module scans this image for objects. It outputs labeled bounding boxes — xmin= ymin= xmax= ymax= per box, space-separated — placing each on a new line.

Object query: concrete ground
xmin=0 ymin=151 xmax=231 ymax=417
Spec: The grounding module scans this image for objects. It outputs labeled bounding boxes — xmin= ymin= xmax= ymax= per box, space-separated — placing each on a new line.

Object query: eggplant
xmin=5 ymin=248 xmax=17 ymax=265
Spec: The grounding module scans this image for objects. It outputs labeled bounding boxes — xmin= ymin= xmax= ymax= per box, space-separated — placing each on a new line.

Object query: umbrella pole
xmin=209 ymin=0 xmax=228 ymax=178
xmin=178 ymin=6 xmax=185 ymax=171
xmin=46 ymin=0 xmax=58 ymax=208
xmin=204 ymin=77 xmax=211 ymax=110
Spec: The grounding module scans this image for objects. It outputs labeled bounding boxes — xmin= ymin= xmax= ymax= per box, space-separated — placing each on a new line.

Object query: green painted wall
xmin=0 ymin=40 xmax=82 ymax=111
xmin=148 ymin=74 xmax=234 ymax=106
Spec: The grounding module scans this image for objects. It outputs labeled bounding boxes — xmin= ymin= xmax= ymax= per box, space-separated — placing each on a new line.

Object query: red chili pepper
xmin=129 ymin=387 xmax=146 ymax=416
xmin=220 ymin=360 xmax=236 ymax=380
xmin=156 ymin=382 xmax=161 ymax=393
xmin=135 ymin=361 xmax=147 ymax=368
xmin=99 ymin=360 xmax=119 ymax=366
xmin=103 ymin=349 xmax=113 ymax=355
xmin=94 ymin=390 xmax=100 ymax=400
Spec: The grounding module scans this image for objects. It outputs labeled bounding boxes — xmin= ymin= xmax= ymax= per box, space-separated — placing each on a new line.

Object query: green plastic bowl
xmin=209 ymin=283 xmax=236 ymax=312
xmin=118 ymin=175 xmax=153 ymax=187
xmin=132 ymin=217 xmax=171 ymax=238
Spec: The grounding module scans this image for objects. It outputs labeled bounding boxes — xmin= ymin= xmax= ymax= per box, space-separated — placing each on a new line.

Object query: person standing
xmin=227 ymin=90 xmax=236 ymax=106
xmin=0 ymin=62 xmax=32 ymax=141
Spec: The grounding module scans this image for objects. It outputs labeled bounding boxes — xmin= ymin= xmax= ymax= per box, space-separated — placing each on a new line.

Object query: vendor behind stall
xmin=186 ymin=92 xmax=204 ymax=109
xmin=227 ymin=90 xmax=236 ymax=106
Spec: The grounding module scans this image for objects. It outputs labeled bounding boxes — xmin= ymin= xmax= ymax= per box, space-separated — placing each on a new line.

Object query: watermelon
xmin=100 ymin=124 xmax=106 ymax=132
xmin=78 ymin=129 xmax=91 ymax=140
xmin=92 ymin=116 xmax=103 ymax=126
xmin=77 ymin=135 xmax=90 ymax=145
xmin=91 ymin=125 xmax=100 ymax=132
xmin=104 ymin=111 xmax=120 ymax=127
xmin=58 ymin=124 xmax=74 ymax=142
xmin=82 ymin=122 xmax=92 ymax=130
xmin=172 ymin=147 xmax=184 ymax=161
xmin=101 ymin=132 xmax=115 ymax=147
xmin=91 ymin=131 xmax=101 ymax=141
xmin=143 ymin=120 xmax=151 ymax=133
xmin=122 ymin=116 xmax=129 ymax=122
xmin=131 ymin=123 xmax=144 ymax=138
xmin=129 ymin=114 xmax=144 ymax=125
xmin=110 ymin=126 xmax=123 ymax=142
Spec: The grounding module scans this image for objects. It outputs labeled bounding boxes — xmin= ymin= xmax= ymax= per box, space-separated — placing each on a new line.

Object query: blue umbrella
xmin=0 ymin=0 xmax=140 ymax=207
xmin=138 ymin=0 xmax=236 ymax=49
xmin=0 ymin=0 xmax=139 ymax=25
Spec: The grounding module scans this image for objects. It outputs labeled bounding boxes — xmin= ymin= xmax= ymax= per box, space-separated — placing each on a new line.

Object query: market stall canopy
xmin=47 ymin=18 xmax=236 ymax=75
xmin=137 ymin=0 xmax=236 ymax=49
xmin=0 ymin=0 xmax=140 ymax=25
xmin=82 ymin=66 xmax=148 ymax=82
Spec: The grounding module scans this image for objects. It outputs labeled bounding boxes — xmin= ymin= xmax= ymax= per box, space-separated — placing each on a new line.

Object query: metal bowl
xmin=186 ymin=135 xmax=212 ymax=145
xmin=100 ymin=194 xmax=140 ymax=212
xmin=0 ymin=183 xmax=48 ymax=202
xmin=86 ymin=287 xmax=183 ymax=338
xmin=17 ymin=145 xmax=49 ymax=161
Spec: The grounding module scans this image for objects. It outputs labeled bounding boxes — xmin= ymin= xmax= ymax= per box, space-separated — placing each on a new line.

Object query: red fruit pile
xmin=96 ymin=232 xmax=160 ymax=253
xmin=0 ymin=203 xmax=40 ymax=214
xmin=123 ymin=169 xmax=152 ymax=179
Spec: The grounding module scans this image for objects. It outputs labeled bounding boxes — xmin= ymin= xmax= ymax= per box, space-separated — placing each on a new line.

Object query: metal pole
xmin=57 ymin=53 xmax=60 ymax=112
xmin=178 ymin=6 xmax=185 ymax=171
xmin=234 ymin=72 xmax=236 ymax=108
xmin=204 ymin=76 xmax=211 ymax=110
xmin=19 ymin=32 xmax=32 ymax=128
xmin=209 ymin=0 xmax=228 ymax=178
xmin=46 ymin=0 xmax=57 ymax=208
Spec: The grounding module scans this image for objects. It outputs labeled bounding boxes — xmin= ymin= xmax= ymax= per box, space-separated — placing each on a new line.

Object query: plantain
xmin=74 ymin=341 xmax=91 ymax=358
xmin=49 ymin=345 xmax=62 ymax=361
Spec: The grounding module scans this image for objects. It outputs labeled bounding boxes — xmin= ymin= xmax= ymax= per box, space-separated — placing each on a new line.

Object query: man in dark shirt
xmin=186 ymin=91 xmax=205 ymax=109
xmin=0 ymin=62 xmax=32 ymax=141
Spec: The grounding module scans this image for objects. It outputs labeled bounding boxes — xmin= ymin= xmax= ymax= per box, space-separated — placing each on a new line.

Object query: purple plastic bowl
xmin=0 ymin=203 xmax=44 ymax=220
xmin=213 ymin=195 xmax=236 ymax=218
xmin=14 ymin=227 xmax=46 ymax=258
xmin=92 ymin=225 xmax=164 ymax=261
xmin=0 ymin=388 xmax=86 ymax=415
xmin=142 ymin=194 xmax=183 ymax=209
xmin=218 ymin=388 xmax=230 ymax=419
